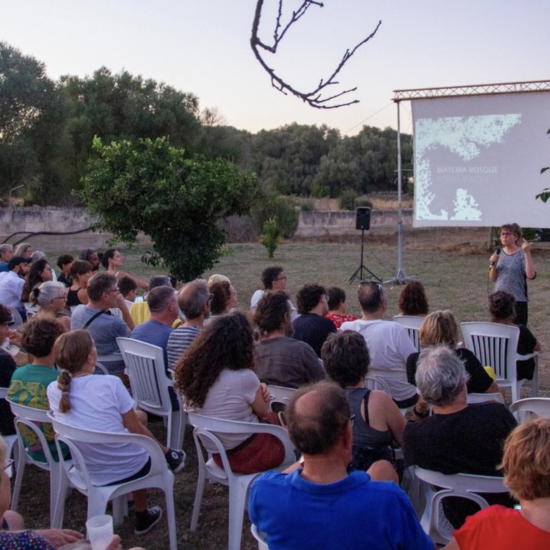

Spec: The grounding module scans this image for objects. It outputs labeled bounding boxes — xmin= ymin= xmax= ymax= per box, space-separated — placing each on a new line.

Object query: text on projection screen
xmin=411 ymin=92 xmax=550 ymax=228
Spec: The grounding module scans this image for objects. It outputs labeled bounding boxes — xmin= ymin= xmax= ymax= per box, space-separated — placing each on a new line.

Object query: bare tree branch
xmin=251 ymin=0 xmax=381 ymax=109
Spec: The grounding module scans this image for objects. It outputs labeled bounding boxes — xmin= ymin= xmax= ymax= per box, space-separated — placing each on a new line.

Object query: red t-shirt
xmin=326 ymin=313 xmax=358 ymax=329
xmin=454 ymin=505 xmax=550 ymax=549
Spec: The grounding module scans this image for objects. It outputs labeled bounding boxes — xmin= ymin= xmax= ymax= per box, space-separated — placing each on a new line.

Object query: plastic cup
xmin=86 ymin=514 xmax=114 ymax=550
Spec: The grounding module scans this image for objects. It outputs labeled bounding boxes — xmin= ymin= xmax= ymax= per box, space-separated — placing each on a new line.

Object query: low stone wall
xmin=0 ymin=207 xmax=412 ymax=250
xmin=296 ymin=209 xmax=412 ymax=237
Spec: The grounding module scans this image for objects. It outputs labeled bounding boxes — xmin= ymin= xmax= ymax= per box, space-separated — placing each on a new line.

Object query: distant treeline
xmin=0 ymin=41 xmax=412 ymax=206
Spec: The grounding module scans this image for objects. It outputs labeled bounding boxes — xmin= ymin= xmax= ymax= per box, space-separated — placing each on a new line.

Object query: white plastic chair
xmin=393 ymin=315 xmax=424 ymax=352
xmin=466 ymin=392 xmax=505 ymax=405
xmin=251 ymin=524 xmax=269 ymax=550
xmin=266 ymin=384 xmax=295 ymax=412
xmin=509 ymin=397 xmax=550 ymax=423
xmin=187 ymin=412 xmax=296 ymax=550
xmin=461 ymin=322 xmax=538 ymax=403
xmin=414 ymin=466 xmax=506 ymax=546
xmin=8 ymin=400 xmax=66 ymax=528
xmin=117 ymin=337 xmax=185 ymax=450
xmin=48 ymin=413 xmax=177 ymax=550
xmin=0 ymin=387 xmax=18 ymax=460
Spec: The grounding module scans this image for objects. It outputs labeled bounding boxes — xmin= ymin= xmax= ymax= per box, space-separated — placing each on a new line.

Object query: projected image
xmin=415 ymin=114 xmax=522 ymax=221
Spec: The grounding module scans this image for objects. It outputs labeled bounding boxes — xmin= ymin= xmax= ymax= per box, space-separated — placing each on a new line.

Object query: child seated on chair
xmin=47 ymin=330 xmax=185 ymax=536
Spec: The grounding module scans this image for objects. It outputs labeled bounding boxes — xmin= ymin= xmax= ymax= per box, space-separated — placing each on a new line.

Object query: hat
xmin=8 ymin=256 xmax=31 ymax=270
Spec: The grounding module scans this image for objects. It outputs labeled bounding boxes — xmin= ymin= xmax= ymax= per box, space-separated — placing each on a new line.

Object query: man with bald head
xmin=166 ymin=279 xmax=211 ymax=369
xmin=249 ymin=381 xmax=432 ymax=550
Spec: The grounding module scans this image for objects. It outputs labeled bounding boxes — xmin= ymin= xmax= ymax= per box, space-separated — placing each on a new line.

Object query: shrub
xmin=261 ymin=218 xmax=281 ymax=258
xmin=250 ymin=193 xmax=299 ymax=239
xmin=339 ymin=190 xmax=357 ymax=210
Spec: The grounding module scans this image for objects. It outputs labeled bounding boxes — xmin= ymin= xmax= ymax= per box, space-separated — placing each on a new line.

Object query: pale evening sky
xmin=2 ymin=0 xmax=549 ymax=136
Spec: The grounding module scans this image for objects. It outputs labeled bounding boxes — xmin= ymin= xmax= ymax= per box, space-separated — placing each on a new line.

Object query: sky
xmin=2 ymin=0 xmax=550 ymax=136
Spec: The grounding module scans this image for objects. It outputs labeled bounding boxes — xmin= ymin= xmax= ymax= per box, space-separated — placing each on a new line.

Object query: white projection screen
xmin=411 ymin=92 xmax=550 ymax=228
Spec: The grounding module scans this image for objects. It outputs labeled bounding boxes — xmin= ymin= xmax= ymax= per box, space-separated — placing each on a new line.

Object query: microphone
xmin=490 ymin=248 xmax=501 ymax=269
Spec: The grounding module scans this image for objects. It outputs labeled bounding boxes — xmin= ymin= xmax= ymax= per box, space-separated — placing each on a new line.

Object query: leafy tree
xmin=61 ymin=68 xmax=203 ymax=190
xmin=250 ymin=192 xmax=299 ymax=239
xmin=260 ymin=218 xmax=281 ymax=258
xmin=80 ymin=137 xmax=259 ymax=281
xmin=0 ymin=42 xmax=68 ymax=202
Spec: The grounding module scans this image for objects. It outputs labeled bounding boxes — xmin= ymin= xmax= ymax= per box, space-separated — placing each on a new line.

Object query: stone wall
xmin=296 ymin=209 xmax=413 ymax=237
xmin=0 ymin=207 xmax=412 ymax=250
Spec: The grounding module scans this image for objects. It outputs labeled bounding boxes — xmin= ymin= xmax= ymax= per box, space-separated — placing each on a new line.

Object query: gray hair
xmin=31 ymin=250 xmax=47 ymax=263
xmin=0 ymin=244 xmax=13 ymax=257
xmin=177 ymin=279 xmax=210 ymax=319
xmin=87 ymin=272 xmax=116 ymax=302
xmin=147 ymin=285 xmax=176 ymax=314
xmin=32 ymin=281 xmax=66 ymax=308
xmin=149 ymin=275 xmax=171 ymax=290
xmin=415 ymin=345 xmax=469 ymax=407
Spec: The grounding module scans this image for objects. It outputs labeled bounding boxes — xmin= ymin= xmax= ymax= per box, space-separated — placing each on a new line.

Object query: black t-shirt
xmin=0 ymin=350 xmax=17 ymax=436
xmin=406 ymin=348 xmax=493 ymax=393
xmin=517 ymin=324 xmax=537 ymax=380
xmin=292 ymin=313 xmax=337 ymax=358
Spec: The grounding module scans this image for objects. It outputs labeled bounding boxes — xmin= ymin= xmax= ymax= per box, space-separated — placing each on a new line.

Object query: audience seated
xmin=489 ymin=290 xmax=540 ymax=381
xmin=48 ymin=330 xmax=184 ymax=536
xmin=253 ymin=291 xmax=325 ymax=388
xmin=249 ymin=381 xmax=432 ymax=550
xmin=7 ymin=316 xmax=68 ymax=461
xmin=0 ymin=304 xmax=17 ymax=437
xmin=13 ymin=243 xmax=32 ymax=260
xmin=444 ymin=418 xmax=550 ymax=550
xmin=403 ymin=346 xmax=517 ymax=528
xmin=129 ymin=275 xmax=173 ymax=326
xmin=292 ymin=284 xmax=336 ymax=357
xmin=166 ymin=279 xmax=210 ymax=370
xmin=31 ymin=282 xmax=71 ymax=331
xmin=322 ymin=331 xmax=405 ymax=480
xmin=0 ymin=245 xmax=14 ymax=273
xmin=406 ymin=310 xmax=500 ymax=394
xmin=175 ymin=312 xmax=285 ymax=474
xmin=341 ymin=281 xmax=418 ymax=408
xmin=118 ymin=276 xmax=138 ymax=309
xmin=79 ymin=247 xmax=100 ymax=272
xmin=66 ymin=260 xmax=93 ymax=309
xmin=325 ymin=286 xmax=357 ymax=329
xmin=55 ymin=254 xmax=74 ymax=287
xmin=70 ymin=272 xmax=134 ymax=374
xmin=397 ymin=280 xmax=429 ymax=316
xmin=204 ymin=280 xmax=238 ymax=325
xmin=101 ymin=248 xmax=148 ymax=290
xmin=250 ymin=266 xmax=298 ymax=320
xmin=0 ymin=257 xmax=30 ymax=311
xmin=21 ymin=259 xmax=54 ymax=305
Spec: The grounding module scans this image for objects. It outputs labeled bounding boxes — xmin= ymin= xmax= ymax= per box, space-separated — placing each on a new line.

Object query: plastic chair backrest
xmin=364 ymin=375 xmax=392 ymax=395
xmin=393 ymin=315 xmax=424 ymax=352
xmin=116 ymin=338 xmax=172 ymax=414
xmin=509 ymin=397 xmax=550 ymax=423
xmin=414 ymin=466 xmax=505 ymax=545
xmin=266 ymin=384 xmax=295 ymax=412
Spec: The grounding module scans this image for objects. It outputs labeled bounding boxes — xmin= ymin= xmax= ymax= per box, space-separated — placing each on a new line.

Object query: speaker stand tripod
xmin=349 ymin=229 xmax=382 ymax=284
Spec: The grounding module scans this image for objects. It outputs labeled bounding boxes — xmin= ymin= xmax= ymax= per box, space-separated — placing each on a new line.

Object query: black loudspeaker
xmin=355 ymin=207 xmax=371 ymax=231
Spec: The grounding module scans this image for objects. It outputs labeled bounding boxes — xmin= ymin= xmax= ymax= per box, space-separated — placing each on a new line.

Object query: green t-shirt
xmin=7 ymin=364 xmax=66 ymax=462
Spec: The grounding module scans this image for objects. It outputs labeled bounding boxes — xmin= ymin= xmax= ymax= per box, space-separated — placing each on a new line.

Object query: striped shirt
xmin=166 ymin=325 xmax=201 ymax=370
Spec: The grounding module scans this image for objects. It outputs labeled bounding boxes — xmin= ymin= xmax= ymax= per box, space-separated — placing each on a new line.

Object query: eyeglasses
xmin=107 ymin=288 xmax=120 ymax=294
xmin=275 ymin=276 xmax=287 ymax=281
xmin=500 ymin=232 xmax=513 ymax=237
xmin=4 ymin=458 xmax=14 ymax=478
xmin=350 ymin=415 xmax=355 ymax=427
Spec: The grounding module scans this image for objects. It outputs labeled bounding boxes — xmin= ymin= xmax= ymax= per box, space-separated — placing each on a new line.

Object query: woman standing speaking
xmin=489 ymin=223 xmax=536 ymax=325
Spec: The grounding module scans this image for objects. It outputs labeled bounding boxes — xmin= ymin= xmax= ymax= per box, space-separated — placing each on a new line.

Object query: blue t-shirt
xmin=249 ymin=469 xmax=433 ymax=550
xmin=130 ymin=319 xmax=173 ymax=369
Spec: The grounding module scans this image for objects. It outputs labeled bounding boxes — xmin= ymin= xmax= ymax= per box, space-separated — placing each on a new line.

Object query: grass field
xmin=15 ymin=227 xmax=550 ymax=549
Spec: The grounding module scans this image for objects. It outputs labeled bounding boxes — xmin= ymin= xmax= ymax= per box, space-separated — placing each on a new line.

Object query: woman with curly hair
xmin=397 ymin=281 xmax=429 ymax=317
xmin=21 ymin=259 xmax=53 ymax=304
xmin=174 ymin=311 xmax=285 ymax=474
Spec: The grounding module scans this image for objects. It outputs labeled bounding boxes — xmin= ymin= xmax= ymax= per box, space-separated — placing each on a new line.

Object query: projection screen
xmin=412 ymin=92 xmax=550 ymax=228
